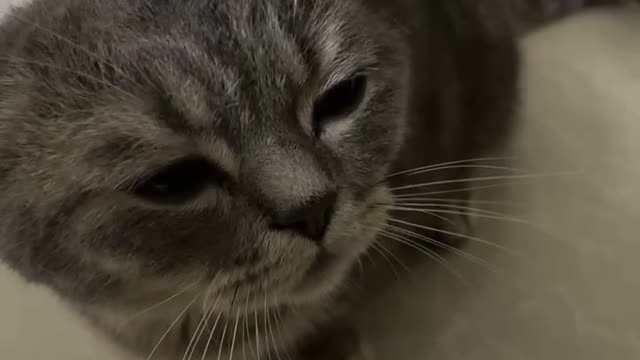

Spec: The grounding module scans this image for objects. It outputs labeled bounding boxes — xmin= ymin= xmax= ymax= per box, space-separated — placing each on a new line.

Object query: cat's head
xmin=0 ymin=0 xmax=407 ymax=355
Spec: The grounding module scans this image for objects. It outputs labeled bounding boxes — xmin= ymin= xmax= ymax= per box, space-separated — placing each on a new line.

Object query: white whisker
xmin=384 ymin=157 xmax=516 ymax=180
xmin=384 ymin=224 xmax=495 ymax=271
xmin=390 ymin=172 xmax=577 ymax=192
xmin=216 ymin=318 xmax=230 ymax=360
xmin=118 ymin=279 xmax=199 ymax=332
xmin=266 ymin=299 xmax=282 ymax=360
xmin=391 ymin=196 xmax=524 ymax=207
xmin=391 ymin=205 xmax=457 ymax=225
xmin=379 ymin=230 xmax=466 ymax=283
xmin=388 ymin=218 xmax=514 ymax=253
xmin=393 ymin=164 xmax=526 ymax=179
xmin=187 ymin=290 xmax=223 ymax=360
xmin=229 ymin=308 xmax=241 ymax=360
xmin=389 ymin=201 xmax=509 ymax=216
xmin=254 ymin=297 xmax=262 ymax=360
xmin=388 ymin=206 xmax=530 ymax=225
xmin=264 ymin=295 xmax=273 ymax=360
xmin=242 ymin=289 xmax=252 ymax=360
xmin=183 ymin=310 xmax=208 ymax=360
xmin=272 ymin=302 xmax=292 ymax=360
xmin=202 ymin=274 xmax=222 ymax=312
xmin=146 ymin=293 xmax=200 ymax=360
xmin=201 ymin=306 xmax=225 ymax=360
xmin=387 ymin=181 xmax=529 ymax=198
xmin=369 ymin=242 xmax=402 ymax=279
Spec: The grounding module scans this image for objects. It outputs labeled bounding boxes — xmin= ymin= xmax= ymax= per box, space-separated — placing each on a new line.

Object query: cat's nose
xmin=273 ymin=192 xmax=337 ymax=243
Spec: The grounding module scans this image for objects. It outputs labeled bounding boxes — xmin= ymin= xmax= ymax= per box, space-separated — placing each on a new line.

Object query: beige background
xmin=1 ymin=2 xmax=639 ymax=359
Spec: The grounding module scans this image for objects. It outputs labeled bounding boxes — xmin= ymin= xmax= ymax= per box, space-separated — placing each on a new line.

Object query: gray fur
xmin=0 ymin=0 xmax=634 ymax=359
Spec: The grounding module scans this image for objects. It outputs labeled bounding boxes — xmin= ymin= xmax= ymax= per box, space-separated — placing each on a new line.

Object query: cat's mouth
xmin=289 ymin=187 xmax=390 ymax=299
xmin=209 ymin=186 xmax=391 ymax=306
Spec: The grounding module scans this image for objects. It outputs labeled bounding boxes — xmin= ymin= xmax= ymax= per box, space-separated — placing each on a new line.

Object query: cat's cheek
xmin=325 ymin=187 xmax=390 ymax=258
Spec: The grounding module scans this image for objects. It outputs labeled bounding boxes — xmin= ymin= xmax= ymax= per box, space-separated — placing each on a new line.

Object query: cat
xmin=0 ymin=0 xmax=634 ymax=359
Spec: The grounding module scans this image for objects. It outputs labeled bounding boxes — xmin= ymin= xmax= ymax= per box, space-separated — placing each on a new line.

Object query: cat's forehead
xmin=110 ymin=0 xmax=378 ymax=125
xmin=114 ymin=0 xmax=379 ymax=133
xmin=138 ymin=0 xmax=375 ymax=80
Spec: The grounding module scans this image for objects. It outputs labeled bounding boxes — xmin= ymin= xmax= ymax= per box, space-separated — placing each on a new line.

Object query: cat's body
xmin=0 ymin=0 xmax=634 ymax=359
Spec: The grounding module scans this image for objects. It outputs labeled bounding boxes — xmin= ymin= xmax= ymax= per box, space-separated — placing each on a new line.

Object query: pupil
xmin=151 ymin=181 xmax=171 ymax=194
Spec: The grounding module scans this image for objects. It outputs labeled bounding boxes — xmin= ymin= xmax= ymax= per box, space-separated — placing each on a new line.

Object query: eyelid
xmin=128 ymin=155 xmax=231 ymax=206
xmin=319 ymin=67 xmax=373 ymax=95
xmin=120 ymin=154 xmax=229 ymax=193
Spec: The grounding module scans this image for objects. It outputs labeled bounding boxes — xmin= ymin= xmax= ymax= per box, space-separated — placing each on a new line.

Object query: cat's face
xmin=0 ymin=0 xmax=406 ymax=342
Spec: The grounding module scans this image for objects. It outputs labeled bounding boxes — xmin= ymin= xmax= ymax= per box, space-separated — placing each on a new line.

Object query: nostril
xmin=272 ymin=192 xmax=337 ymax=243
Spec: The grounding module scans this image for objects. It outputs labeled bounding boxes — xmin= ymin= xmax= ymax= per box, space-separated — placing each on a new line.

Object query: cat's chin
xmin=287 ymin=254 xmax=352 ymax=304
xmin=287 ymin=185 xmax=391 ymax=305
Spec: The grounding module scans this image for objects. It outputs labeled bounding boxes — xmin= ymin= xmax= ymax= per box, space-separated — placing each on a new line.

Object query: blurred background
xmin=1 ymin=2 xmax=639 ymax=359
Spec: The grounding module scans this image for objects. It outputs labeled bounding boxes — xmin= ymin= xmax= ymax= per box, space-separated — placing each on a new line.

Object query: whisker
xmin=118 ymin=279 xmax=200 ymax=331
xmin=384 ymin=224 xmax=496 ymax=271
xmin=362 ymin=248 xmax=377 ymax=268
xmin=392 ymin=164 xmax=526 ymax=180
xmin=187 ymin=291 xmax=224 ymax=360
xmin=379 ymin=230 xmax=466 ymax=283
xmin=387 ymin=200 xmax=542 ymax=229
xmin=369 ymin=242 xmax=403 ymax=279
xmin=266 ymin=298 xmax=282 ymax=360
xmin=390 ymin=172 xmax=577 ymax=192
xmin=387 ymin=202 xmax=511 ymax=217
xmin=201 ymin=305 xmax=226 ymax=360
xmin=383 ymin=156 xmax=516 ymax=180
xmin=202 ymin=273 xmax=222 ymax=312
xmin=272 ymin=301 xmax=292 ymax=360
xmin=242 ymin=289 xmax=252 ymax=360
xmin=183 ymin=309 xmax=207 ymax=360
xmin=391 ymin=196 xmax=524 ymax=207
xmin=229 ymin=308 xmax=241 ymax=360
xmin=264 ymin=295 xmax=273 ymax=360
xmin=254 ymin=296 xmax=262 ymax=360
xmin=388 ymin=218 xmax=514 ymax=253
xmin=146 ymin=293 xmax=200 ymax=360
xmin=387 ymin=181 xmax=530 ymax=198
xmin=216 ymin=318 xmax=230 ymax=360
xmin=393 ymin=205 xmax=457 ymax=225
xmin=388 ymin=207 xmax=530 ymax=225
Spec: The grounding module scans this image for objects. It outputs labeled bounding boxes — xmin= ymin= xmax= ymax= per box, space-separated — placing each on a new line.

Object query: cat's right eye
xmin=132 ymin=157 xmax=223 ymax=204
xmin=312 ymin=75 xmax=368 ymax=135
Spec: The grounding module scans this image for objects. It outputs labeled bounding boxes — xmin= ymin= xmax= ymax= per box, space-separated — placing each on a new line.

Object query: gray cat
xmin=0 ymin=0 xmax=634 ymax=359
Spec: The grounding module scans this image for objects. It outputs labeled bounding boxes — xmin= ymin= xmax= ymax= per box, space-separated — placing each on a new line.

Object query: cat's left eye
xmin=312 ymin=75 xmax=368 ymax=135
xmin=132 ymin=157 xmax=223 ymax=204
